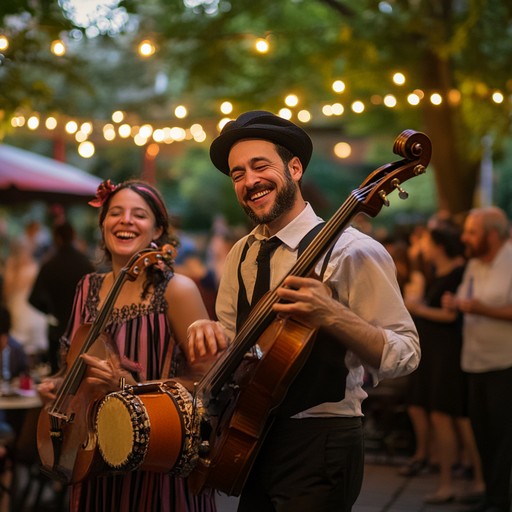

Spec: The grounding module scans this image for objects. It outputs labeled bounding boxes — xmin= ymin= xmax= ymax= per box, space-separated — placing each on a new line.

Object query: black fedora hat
xmin=210 ymin=110 xmax=313 ymax=175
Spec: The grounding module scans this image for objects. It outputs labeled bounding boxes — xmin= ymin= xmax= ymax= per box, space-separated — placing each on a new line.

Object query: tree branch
xmin=316 ymin=0 xmax=355 ymax=18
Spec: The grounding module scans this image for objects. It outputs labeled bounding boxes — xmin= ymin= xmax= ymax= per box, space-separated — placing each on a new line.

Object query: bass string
xmin=196 ymin=191 xmax=364 ymax=398
xmin=195 ymin=162 xmax=413 ymax=398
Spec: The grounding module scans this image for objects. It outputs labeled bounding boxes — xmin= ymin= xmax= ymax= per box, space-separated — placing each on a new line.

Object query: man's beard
xmin=242 ymin=167 xmax=297 ymax=225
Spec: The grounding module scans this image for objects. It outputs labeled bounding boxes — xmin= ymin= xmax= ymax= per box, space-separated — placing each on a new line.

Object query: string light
xmin=331 ymin=103 xmax=344 ymax=115
xmin=8 ymin=81 xmax=508 ymax=158
xmin=392 ymin=72 xmax=406 ymax=85
xmin=322 ymin=104 xmax=333 ymax=116
xmin=332 ymin=80 xmax=346 ymax=93
xmin=139 ymin=124 xmax=153 ymax=138
xmin=334 ymin=142 xmax=352 ymax=159
xmin=492 ymin=91 xmax=504 ymax=104
xmin=80 ymin=122 xmax=93 ymax=135
xmin=278 ymin=108 xmax=292 ymax=119
xmin=103 ymin=124 xmax=116 ymax=141
xmin=284 ymin=94 xmax=299 ymax=107
xmin=407 ymin=93 xmax=421 ymax=106
xmin=78 ymin=141 xmax=95 ymax=158
xmin=383 ymin=94 xmax=397 ymax=108
xmin=50 ymin=39 xmax=66 ymax=56
xmin=254 ymin=38 xmax=270 ymax=54
xmin=45 ymin=117 xmax=58 ymax=130
xmin=112 ymin=111 xmax=125 ymax=123
xmin=170 ymin=127 xmax=186 ymax=141
xmin=174 ymin=105 xmax=187 ymax=119
xmin=75 ymin=130 xmax=88 ymax=142
xmin=65 ymin=120 xmax=78 ymax=134
xmin=27 ymin=116 xmax=40 ymax=130
xmin=0 ymin=35 xmax=8 ymax=51
xmin=138 ymin=39 xmax=156 ymax=57
xmin=152 ymin=128 xmax=165 ymax=142
xmin=448 ymin=89 xmax=461 ymax=105
xmin=351 ymin=101 xmax=365 ymax=113
xmin=134 ymin=133 xmax=147 ymax=146
xmin=146 ymin=143 xmax=160 ymax=158
xmin=430 ymin=93 xmax=443 ymax=105
xmin=297 ymin=110 xmax=311 ymax=122
xmin=220 ymin=101 xmax=233 ymax=114
xmin=118 ymin=123 xmax=131 ymax=138
xmin=218 ymin=117 xmax=231 ymax=131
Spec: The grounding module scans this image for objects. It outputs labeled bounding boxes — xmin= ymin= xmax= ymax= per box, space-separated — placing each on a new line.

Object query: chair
xmin=11 ymin=407 xmax=68 ymax=512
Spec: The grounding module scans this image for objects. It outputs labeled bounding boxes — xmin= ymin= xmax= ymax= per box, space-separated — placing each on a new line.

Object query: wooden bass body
xmin=190 ymin=317 xmax=316 ymax=495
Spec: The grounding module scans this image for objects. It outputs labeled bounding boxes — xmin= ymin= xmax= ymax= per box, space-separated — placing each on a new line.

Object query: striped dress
xmin=62 ymin=272 xmax=216 ymax=512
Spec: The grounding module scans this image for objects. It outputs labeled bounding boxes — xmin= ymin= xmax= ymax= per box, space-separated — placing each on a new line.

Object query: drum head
xmin=96 ymin=392 xmax=149 ymax=471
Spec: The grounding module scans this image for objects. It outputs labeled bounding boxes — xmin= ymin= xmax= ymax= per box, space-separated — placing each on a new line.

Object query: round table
xmin=0 ymin=390 xmax=41 ymax=410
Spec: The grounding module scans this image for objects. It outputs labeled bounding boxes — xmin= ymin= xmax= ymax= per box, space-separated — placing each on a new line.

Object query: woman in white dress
xmin=2 ymin=238 xmax=48 ymax=362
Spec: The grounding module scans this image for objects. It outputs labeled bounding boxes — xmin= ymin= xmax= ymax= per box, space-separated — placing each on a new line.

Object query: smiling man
xmin=187 ymin=110 xmax=420 ymax=512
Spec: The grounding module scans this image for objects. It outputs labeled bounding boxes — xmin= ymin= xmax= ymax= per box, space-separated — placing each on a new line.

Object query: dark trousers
xmin=467 ymin=367 xmax=512 ymax=512
xmin=237 ymin=417 xmax=364 ymax=512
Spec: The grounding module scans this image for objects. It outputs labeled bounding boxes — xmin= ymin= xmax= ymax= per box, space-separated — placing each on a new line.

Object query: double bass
xmin=189 ymin=129 xmax=432 ymax=495
xmin=37 ymin=245 xmax=176 ymax=484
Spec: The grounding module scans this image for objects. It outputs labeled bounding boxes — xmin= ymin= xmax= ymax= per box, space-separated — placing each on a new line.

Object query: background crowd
xmin=0 ymin=202 xmax=510 ymax=512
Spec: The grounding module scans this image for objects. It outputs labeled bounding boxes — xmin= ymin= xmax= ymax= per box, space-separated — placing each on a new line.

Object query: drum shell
xmin=96 ymin=381 xmax=197 ymax=475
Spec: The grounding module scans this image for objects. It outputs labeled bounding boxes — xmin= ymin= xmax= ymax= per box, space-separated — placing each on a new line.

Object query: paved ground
xmin=12 ymin=454 xmax=481 ymax=511
xmin=215 ymin=455 xmax=481 ymax=512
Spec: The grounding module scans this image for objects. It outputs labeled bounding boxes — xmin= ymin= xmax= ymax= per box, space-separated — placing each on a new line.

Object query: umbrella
xmin=0 ymin=144 xmax=101 ymax=204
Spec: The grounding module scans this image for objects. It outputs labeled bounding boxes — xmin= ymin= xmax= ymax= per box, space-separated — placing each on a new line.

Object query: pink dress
xmin=62 ymin=272 xmax=216 ymax=512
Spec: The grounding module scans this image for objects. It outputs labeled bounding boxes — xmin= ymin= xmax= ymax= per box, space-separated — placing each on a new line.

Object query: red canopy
xmin=0 ymin=144 xmax=101 ymax=204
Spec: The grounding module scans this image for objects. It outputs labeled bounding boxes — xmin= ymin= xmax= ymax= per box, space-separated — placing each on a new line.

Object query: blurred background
xmin=1 ymin=2 xmax=512 ymax=510
xmin=1 ymin=0 xmax=511 ymax=249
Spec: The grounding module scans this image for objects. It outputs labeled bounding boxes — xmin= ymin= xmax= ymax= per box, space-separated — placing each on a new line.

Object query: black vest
xmin=236 ymin=224 xmax=348 ymax=418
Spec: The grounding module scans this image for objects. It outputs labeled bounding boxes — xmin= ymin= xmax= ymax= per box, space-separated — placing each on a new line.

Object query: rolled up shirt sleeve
xmin=324 ymin=228 xmax=420 ymax=385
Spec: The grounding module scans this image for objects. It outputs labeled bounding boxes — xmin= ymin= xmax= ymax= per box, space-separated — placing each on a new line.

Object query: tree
xmin=1 ymin=0 xmax=511 ymax=217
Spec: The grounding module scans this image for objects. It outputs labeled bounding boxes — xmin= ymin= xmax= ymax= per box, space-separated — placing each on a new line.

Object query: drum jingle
xmin=95 ymin=380 xmax=202 ymax=476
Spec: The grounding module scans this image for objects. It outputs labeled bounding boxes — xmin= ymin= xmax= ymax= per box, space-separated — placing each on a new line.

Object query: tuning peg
xmin=378 ymin=190 xmax=390 ymax=207
xmin=392 ymin=178 xmax=409 ymax=199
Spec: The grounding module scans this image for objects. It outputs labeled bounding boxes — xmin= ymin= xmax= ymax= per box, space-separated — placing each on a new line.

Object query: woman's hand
xmin=81 ymin=353 xmax=135 ymax=395
xmin=37 ymin=377 xmax=61 ymax=405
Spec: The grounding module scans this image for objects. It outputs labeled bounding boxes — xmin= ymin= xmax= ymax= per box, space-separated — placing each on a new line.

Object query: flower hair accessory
xmin=89 ymin=179 xmax=118 ymax=207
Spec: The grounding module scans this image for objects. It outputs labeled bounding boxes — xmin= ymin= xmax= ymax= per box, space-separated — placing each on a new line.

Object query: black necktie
xmin=251 ymin=237 xmax=282 ymax=307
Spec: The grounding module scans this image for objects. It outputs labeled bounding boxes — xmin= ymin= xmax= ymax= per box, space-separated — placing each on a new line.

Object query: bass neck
xmin=197 ymin=129 xmax=431 ymax=400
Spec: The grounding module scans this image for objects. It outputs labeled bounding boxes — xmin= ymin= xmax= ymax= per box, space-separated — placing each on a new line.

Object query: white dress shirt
xmin=215 ymin=203 xmax=420 ymax=417
xmin=457 ymin=241 xmax=512 ymax=372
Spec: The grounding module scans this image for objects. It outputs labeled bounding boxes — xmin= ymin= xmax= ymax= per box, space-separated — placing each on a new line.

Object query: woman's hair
xmin=96 ymin=179 xmax=178 ymax=297
xmin=429 ymin=223 xmax=465 ymax=259
xmin=0 ymin=306 xmax=11 ymax=335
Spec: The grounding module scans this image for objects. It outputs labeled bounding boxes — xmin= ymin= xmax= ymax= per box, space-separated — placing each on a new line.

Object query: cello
xmin=37 ymin=244 xmax=176 ymax=484
xmin=189 ymin=129 xmax=432 ymax=495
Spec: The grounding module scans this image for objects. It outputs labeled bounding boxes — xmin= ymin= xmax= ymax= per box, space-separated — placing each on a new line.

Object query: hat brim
xmin=210 ymin=125 xmax=313 ymax=175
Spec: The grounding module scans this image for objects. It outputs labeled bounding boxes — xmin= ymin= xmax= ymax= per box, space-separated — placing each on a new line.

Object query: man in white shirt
xmin=443 ymin=207 xmax=512 ymax=512
xmin=187 ymin=111 xmax=420 ymax=511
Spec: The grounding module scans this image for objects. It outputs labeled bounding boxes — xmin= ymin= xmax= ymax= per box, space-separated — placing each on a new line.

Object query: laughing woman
xmin=38 ymin=179 xmax=217 ymax=512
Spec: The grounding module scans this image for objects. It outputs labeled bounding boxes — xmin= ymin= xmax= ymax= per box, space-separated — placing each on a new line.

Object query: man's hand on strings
xmin=273 ymin=275 xmax=335 ymax=329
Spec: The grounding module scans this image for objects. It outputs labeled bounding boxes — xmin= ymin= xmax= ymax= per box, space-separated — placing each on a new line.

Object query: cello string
xmin=50 ymin=271 xmax=128 ymax=413
xmin=50 ymin=248 xmax=163 ymax=414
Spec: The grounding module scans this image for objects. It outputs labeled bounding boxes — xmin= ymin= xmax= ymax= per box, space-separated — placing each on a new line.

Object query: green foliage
xmin=2 ymin=0 xmax=512 ymax=224
xmin=162 ymin=145 xmax=246 ymax=230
